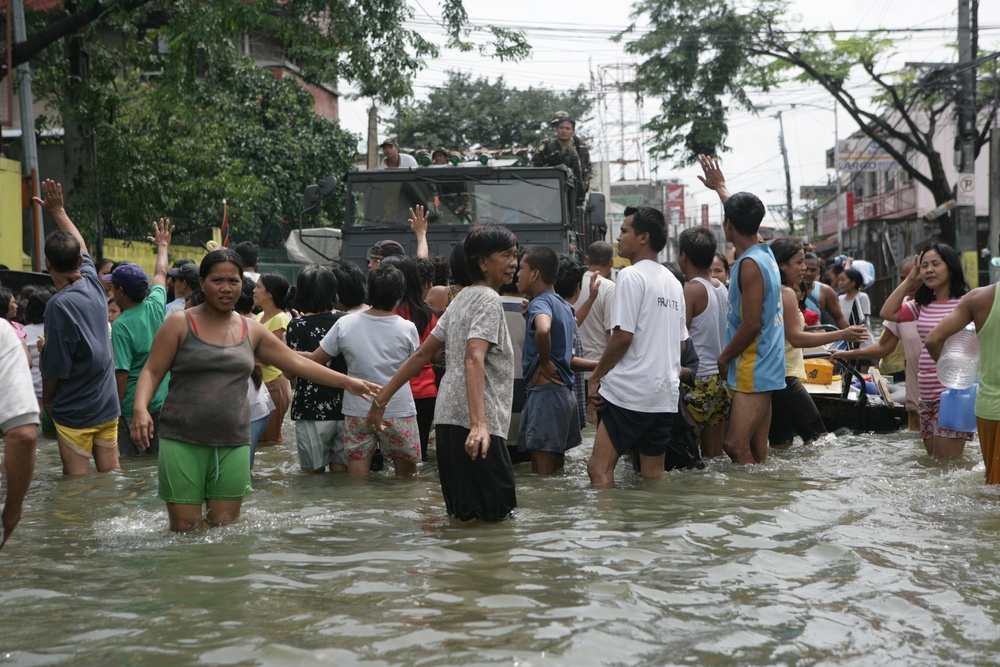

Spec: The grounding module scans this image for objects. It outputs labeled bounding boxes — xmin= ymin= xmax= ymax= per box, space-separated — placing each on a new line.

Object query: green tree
xmin=620 ymin=0 xmax=1000 ymax=244
xmin=388 ymin=70 xmax=593 ymax=156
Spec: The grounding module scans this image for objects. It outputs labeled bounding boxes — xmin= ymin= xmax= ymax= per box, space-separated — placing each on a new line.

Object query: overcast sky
xmin=337 ymin=1 xmax=1000 ymax=229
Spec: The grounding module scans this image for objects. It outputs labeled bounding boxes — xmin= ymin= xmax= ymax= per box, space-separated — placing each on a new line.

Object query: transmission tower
xmin=591 ymin=63 xmax=647 ymax=182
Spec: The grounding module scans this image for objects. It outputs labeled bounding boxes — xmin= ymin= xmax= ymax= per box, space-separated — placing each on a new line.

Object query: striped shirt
xmin=898 ymin=298 xmax=961 ymax=402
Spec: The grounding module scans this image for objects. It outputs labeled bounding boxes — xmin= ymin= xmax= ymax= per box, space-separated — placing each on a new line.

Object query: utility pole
xmin=367 ymin=103 xmax=379 ymax=170
xmin=956 ymin=0 xmax=979 ymax=286
xmin=777 ymin=110 xmax=794 ymax=234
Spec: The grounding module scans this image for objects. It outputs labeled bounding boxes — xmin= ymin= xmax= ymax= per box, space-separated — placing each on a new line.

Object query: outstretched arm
xmin=148 ymin=219 xmax=174 ymax=288
xmin=33 ymin=180 xmax=87 ymax=255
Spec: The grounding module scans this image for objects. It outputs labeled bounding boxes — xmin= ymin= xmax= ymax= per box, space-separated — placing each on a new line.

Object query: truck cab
xmin=340 ymin=165 xmax=606 ymax=268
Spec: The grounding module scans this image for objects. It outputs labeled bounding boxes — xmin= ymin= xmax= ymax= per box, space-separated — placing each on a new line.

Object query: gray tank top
xmin=159 ymin=312 xmax=255 ymax=447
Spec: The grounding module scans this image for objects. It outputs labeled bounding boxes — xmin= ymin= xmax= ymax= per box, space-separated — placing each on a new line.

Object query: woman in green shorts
xmin=131 ymin=249 xmax=379 ymax=532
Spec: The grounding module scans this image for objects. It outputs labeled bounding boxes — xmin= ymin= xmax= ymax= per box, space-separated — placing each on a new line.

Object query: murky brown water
xmin=3 ymin=420 xmax=1000 ymax=666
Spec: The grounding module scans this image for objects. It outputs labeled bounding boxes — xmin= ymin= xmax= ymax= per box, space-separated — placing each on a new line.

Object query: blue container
xmin=938 ymin=384 xmax=978 ymax=433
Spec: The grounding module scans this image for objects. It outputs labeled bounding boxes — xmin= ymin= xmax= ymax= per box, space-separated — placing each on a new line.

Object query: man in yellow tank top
xmin=925 ymin=274 xmax=1000 ymax=483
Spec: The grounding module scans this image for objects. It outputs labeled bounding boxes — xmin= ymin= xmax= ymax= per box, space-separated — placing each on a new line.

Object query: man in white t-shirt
xmin=378 ymin=138 xmax=418 ymax=170
xmin=0 ymin=320 xmax=40 ymax=549
xmin=574 ymin=241 xmax=616 ymax=424
xmin=586 ymin=206 xmax=687 ymax=486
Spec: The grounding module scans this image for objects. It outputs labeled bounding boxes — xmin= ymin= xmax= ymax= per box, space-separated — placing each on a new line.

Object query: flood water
xmin=3 ymin=420 xmax=1000 ymax=666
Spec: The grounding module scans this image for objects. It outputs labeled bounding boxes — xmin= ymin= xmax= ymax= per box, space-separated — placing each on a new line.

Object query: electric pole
xmin=777 ymin=111 xmax=794 ymax=234
xmin=956 ymin=0 xmax=979 ymax=286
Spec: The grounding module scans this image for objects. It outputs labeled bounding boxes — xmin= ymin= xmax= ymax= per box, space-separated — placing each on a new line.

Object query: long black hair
xmin=913 ymin=242 xmax=969 ymax=306
xmin=258 ymin=273 xmax=294 ymax=310
xmin=381 ymin=255 xmax=433 ymax=334
xmin=768 ymin=236 xmax=803 ymax=288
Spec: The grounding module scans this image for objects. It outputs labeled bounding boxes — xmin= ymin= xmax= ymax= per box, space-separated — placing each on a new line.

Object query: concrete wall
xmin=0 ymin=158 xmax=30 ymax=270
xmin=103 ymin=227 xmax=221 ymax=275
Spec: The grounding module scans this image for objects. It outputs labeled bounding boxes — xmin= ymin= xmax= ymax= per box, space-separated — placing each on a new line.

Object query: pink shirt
xmin=898 ymin=298 xmax=961 ymax=402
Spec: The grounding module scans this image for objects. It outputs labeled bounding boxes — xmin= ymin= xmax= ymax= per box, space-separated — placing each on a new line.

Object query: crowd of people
xmin=3 ymin=157 xmax=1000 ymax=546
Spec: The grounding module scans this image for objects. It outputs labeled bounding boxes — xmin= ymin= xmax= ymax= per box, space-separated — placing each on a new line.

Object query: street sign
xmin=956 ymin=173 xmax=975 ymax=207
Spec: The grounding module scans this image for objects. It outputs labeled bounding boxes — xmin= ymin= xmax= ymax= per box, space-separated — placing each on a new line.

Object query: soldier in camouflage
xmin=532 ymin=115 xmax=587 ymax=205
xmin=549 ymin=111 xmax=592 ymax=195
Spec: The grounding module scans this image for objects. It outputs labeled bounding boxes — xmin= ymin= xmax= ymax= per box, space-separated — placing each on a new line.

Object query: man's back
xmin=42 ymin=253 xmax=119 ymax=428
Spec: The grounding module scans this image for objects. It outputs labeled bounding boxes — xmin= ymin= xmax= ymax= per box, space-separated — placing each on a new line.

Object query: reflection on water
xmin=3 ymin=424 xmax=1000 ymax=665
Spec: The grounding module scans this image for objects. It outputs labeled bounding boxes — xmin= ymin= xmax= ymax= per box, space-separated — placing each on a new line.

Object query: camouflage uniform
xmin=549 ymin=110 xmax=592 ymax=198
xmin=532 ymin=138 xmax=585 ymax=204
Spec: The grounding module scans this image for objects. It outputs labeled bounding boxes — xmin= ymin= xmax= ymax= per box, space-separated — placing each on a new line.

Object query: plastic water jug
xmin=938 ymin=384 xmax=978 ymax=432
xmin=936 ymin=323 xmax=979 ymax=389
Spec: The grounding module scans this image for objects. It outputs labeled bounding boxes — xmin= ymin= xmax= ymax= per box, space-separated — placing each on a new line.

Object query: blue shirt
xmin=41 ymin=253 xmax=120 ymax=427
xmin=726 ymin=243 xmax=785 ymax=393
xmin=522 ymin=290 xmax=575 ymax=387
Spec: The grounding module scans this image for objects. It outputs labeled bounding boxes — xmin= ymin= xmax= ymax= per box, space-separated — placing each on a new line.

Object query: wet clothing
xmin=599 ymin=260 xmax=687 ymax=413
xmin=157 ymin=437 xmax=251 ymax=504
xmin=683 ymin=374 xmax=732 ymax=427
xmin=159 ymin=314 xmax=254 ymax=448
xmin=976 ymin=417 xmax=1000 ymax=484
xmin=726 ymin=244 xmax=785 ymax=393
xmin=769 ymin=378 xmax=826 ymax=446
xmin=898 ymin=299 xmax=961 ymax=403
xmin=113 ymin=284 xmax=169 ymax=417
xmin=41 ymin=252 xmax=119 ymax=429
xmin=436 ymin=424 xmax=517 ymax=522
xmin=917 ymin=399 xmax=975 ymax=442
xmin=975 ymin=285 xmax=1000 ymax=420
xmin=286 ymin=312 xmax=348 ymax=422
xmin=689 ymin=277 xmax=728 ymax=380
xmin=600 ymin=401 xmax=673 ymax=457
xmin=518 ymin=382 xmax=581 ymax=455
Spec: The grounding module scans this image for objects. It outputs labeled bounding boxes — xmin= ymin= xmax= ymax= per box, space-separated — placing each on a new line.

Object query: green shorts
xmin=158 ymin=438 xmax=251 ymax=504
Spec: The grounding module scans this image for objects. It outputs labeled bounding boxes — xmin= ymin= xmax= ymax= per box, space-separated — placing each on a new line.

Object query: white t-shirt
xmin=0 ymin=320 xmax=40 ymax=434
xmin=23 ymin=322 xmax=45 ymax=397
xmin=247 ymin=378 xmax=276 ymax=422
xmin=574 ymin=271 xmax=616 ymax=377
xmin=599 ymin=260 xmax=687 ymax=413
xmin=320 ymin=312 xmax=419 ymax=418
xmin=378 ymin=154 xmax=418 ymax=170
xmin=244 ymin=270 xmax=260 ymax=284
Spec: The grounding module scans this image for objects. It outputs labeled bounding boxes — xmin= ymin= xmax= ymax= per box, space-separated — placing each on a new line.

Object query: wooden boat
xmin=803 ymin=360 xmax=906 ymax=433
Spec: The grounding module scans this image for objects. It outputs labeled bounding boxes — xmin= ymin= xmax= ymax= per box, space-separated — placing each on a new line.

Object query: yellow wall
xmin=0 ymin=158 xmax=28 ymax=271
xmin=103 ymin=228 xmax=221 ymax=275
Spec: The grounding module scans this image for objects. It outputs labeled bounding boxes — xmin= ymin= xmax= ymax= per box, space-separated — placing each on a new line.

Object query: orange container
xmin=804 ymin=358 xmax=835 ymax=384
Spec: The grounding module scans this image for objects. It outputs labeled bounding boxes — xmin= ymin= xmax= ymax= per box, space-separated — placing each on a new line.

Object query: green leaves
xmin=388 ymin=70 xmax=592 ymax=155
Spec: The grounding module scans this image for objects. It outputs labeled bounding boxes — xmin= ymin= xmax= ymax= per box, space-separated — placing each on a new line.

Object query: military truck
xmin=337 ymin=164 xmax=606 ymax=268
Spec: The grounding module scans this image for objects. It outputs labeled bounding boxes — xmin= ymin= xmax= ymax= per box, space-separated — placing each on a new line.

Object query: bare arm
xmin=1 ymin=425 xmax=37 ymax=550
xmin=831 ymin=327 xmax=900 ymax=362
xmin=880 ymin=262 xmax=921 ymax=321
xmin=925 ymin=297 xmax=975 ymax=361
xmin=252 ymin=320 xmax=378 ymax=397
xmin=365 ymin=335 xmax=444 ymax=430
xmin=575 ymin=273 xmax=599 ymax=326
xmin=115 ymin=369 xmax=129 ymax=405
xmin=683 ymin=279 xmax=708 ymax=329
xmin=33 ymin=180 xmax=87 ymax=256
xmin=819 ymin=284 xmax=849 ymax=329
xmin=409 ymin=205 xmax=429 ymax=259
xmin=781 ymin=288 xmax=867 ymax=348
xmin=132 ymin=314 xmax=186 ymax=450
xmin=463 ymin=338 xmax=492 ymax=460
xmin=587 ymin=327 xmax=634 ymax=406
xmin=148 ymin=218 xmax=174 ymax=288
xmin=41 ymin=378 xmax=58 ymax=416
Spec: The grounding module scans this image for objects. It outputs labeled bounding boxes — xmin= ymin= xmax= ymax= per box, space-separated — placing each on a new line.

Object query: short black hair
xmin=678 ymin=228 xmax=718 ymax=270
xmin=234 ymin=241 xmax=259 ymax=269
xmin=331 ymin=261 xmax=366 ymax=308
xmin=554 ymin=255 xmax=586 ymax=300
xmin=464 ymin=223 xmax=518 ymax=283
xmin=367 ymin=264 xmax=407 ymax=311
xmin=629 ymin=206 xmax=667 ymax=253
xmin=293 ymin=265 xmax=337 ymax=313
xmin=723 ymin=192 xmax=766 ymax=236
xmin=44 ymin=230 xmax=81 ymax=273
xmin=430 ymin=254 xmax=451 ymax=286
xmin=522 ymin=246 xmax=559 ymax=285
xmin=586 ymin=241 xmax=613 ymax=266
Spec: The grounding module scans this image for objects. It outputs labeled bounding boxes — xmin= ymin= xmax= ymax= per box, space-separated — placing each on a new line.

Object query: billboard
xmin=835 ymin=138 xmax=906 ymax=172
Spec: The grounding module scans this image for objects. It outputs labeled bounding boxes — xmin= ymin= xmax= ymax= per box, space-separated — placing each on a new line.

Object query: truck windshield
xmin=349 ymin=175 xmax=563 ymax=227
